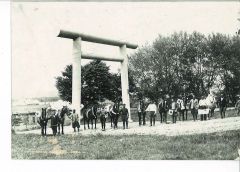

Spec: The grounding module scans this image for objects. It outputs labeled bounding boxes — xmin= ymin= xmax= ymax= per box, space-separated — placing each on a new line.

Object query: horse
xmin=57 ymin=106 xmax=71 ymax=135
xmin=83 ymin=104 xmax=100 ymax=130
xmin=205 ymin=94 xmax=217 ymax=118
xmin=37 ymin=108 xmax=49 ymax=136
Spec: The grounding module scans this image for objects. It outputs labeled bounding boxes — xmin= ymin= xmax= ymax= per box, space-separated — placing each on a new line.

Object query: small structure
xmin=58 ymin=30 xmax=138 ymax=121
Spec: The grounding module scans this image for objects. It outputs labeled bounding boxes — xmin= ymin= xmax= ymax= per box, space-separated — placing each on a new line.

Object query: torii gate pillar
xmin=120 ymin=44 xmax=132 ymax=121
xmin=72 ymin=37 xmax=82 ymax=115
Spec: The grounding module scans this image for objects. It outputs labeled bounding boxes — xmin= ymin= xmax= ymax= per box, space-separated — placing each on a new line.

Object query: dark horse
xmin=57 ymin=106 xmax=71 ymax=135
xmin=37 ymin=108 xmax=49 ymax=136
xmin=83 ymin=104 xmax=100 ymax=130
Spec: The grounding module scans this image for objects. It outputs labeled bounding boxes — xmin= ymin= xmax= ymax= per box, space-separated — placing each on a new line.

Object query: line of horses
xmin=37 ymin=102 xmax=121 ymax=136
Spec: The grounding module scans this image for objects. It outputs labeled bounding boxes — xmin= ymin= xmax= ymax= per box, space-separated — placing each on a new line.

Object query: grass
xmin=12 ymin=130 xmax=240 ymax=160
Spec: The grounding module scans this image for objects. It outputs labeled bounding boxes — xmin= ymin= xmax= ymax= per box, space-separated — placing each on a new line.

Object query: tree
xmin=56 ymin=60 xmax=136 ymax=106
xmin=129 ymin=31 xmax=240 ymax=102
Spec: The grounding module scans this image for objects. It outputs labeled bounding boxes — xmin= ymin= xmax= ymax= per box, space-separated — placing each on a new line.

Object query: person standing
xmin=68 ymin=109 xmax=80 ymax=132
xmin=189 ymin=95 xmax=199 ymax=121
xmin=137 ymin=100 xmax=143 ymax=126
xmin=100 ymin=107 xmax=108 ymax=131
xmin=112 ymin=101 xmax=120 ymax=129
xmin=120 ymin=104 xmax=129 ymax=129
xmin=169 ymin=98 xmax=178 ymax=124
xmin=146 ymin=102 xmax=157 ymax=126
xmin=183 ymin=96 xmax=190 ymax=120
xmin=198 ymin=96 xmax=209 ymax=121
xmin=50 ymin=110 xmax=59 ymax=136
xmin=177 ymin=96 xmax=185 ymax=121
xmin=217 ymin=94 xmax=228 ymax=119
xmin=158 ymin=98 xmax=168 ymax=123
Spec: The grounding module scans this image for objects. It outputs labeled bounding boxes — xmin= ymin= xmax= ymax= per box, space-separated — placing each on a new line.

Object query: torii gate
xmin=57 ymin=30 xmax=138 ymax=121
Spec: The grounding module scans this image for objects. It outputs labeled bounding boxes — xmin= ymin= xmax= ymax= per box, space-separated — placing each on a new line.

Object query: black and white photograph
xmin=9 ymin=0 xmax=240 ymax=161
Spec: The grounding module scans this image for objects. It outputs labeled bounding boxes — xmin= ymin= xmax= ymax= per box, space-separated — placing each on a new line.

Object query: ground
xmin=12 ymin=109 xmax=240 ymax=160
xmin=12 ymin=130 xmax=240 ymax=160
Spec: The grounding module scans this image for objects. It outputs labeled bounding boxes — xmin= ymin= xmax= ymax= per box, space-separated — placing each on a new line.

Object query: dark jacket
xmin=217 ymin=97 xmax=228 ymax=108
xmin=50 ymin=115 xmax=59 ymax=127
xmin=158 ymin=100 xmax=169 ymax=112
xmin=120 ymin=107 xmax=129 ymax=120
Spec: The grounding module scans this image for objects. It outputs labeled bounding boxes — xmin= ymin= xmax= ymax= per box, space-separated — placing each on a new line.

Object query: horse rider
xmin=68 ymin=109 xmax=80 ymax=132
xmin=217 ymin=93 xmax=228 ymax=119
xmin=158 ymin=97 xmax=169 ymax=123
xmin=100 ymin=107 xmax=108 ymax=131
xmin=189 ymin=95 xmax=199 ymax=121
xmin=169 ymin=98 xmax=178 ymax=124
xmin=146 ymin=101 xmax=157 ymax=126
xmin=137 ymin=99 xmax=146 ymax=126
xmin=120 ymin=103 xmax=129 ymax=129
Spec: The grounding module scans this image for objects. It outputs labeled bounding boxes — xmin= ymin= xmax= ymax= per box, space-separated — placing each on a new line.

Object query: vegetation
xmin=12 ymin=130 xmax=240 ymax=160
xmin=129 ymin=32 xmax=240 ymax=104
xmin=56 ymin=60 xmax=136 ymax=105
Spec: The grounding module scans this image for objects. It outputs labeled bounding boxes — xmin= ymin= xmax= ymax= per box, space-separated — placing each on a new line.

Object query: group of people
xmin=71 ymin=103 xmax=130 ymax=132
xmin=39 ymin=93 xmax=237 ymax=136
xmin=137 ymin=93 xmax=229 ymax=126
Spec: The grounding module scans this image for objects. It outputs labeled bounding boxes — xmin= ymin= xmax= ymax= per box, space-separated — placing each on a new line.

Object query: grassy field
xmin=12 ymin=130 xmax=240 ymax=160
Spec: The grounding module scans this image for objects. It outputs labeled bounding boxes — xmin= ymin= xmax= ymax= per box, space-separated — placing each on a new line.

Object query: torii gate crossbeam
xmin=57 ymin=30 xmax=138 ymax=121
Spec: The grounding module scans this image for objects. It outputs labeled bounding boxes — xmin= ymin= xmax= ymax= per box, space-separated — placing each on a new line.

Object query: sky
xmin=12 ymin=1 xmax=240 ymax=99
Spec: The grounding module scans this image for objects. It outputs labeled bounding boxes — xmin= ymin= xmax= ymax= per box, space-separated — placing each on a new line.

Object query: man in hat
xmin=137 ymin=99 xmax=147 ymax=126
xmin=68 ymin=109 xmax=80 ymax=132
xmin=146 ymin=101 xmax=157 ymax=126
xmin=120 ymin=103 xmax=129 ymax=129
xmin=49 ymin=110 xmax=59 ymax=136
xmin=158 ymin=97 xmax=169 ymax=123
xmin=217 ymin=93 xmax=228 ymax=119
xmin=189 ymin=95 xmax=199 ymax=121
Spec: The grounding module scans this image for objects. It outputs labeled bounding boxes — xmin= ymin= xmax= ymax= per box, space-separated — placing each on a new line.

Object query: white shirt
xmin=146 ymin=104 xmax=157 ymax=113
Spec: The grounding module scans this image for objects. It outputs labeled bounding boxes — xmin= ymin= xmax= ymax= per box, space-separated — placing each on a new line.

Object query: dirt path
xmin=16 ymin=116 xmax=240 ymax=136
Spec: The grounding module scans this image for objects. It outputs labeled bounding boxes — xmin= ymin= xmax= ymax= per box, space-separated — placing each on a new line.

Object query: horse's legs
xmin=91 ymin=119 xmax=93 ymax=129
xmin=83 ymin=117 xmax=86 ymax=130
xmin=185 ymin=110 xmax=188 ymax=120
xmin=57 ymin=123 xmax=60 ymax=134
xmin=94 ymin=118 xmax=97 ymax=129
xmin=87 ymin=118 xmax=90 ymax=129
xmin=101 ymin=117 xmax=103 ymax=130
xmin=61 ymin=120 xmax=64 ymax=134
xmin=110 ymin=116 xmax=113 ymax=128
xmin=44 ymin=124 xmax=47 ymax=136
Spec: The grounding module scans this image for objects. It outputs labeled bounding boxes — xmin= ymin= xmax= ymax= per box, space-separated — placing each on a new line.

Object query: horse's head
xmin=60 ymin=106 xmax=71 ymax=118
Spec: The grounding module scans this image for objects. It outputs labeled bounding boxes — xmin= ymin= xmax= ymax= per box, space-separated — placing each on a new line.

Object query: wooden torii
xmin=58 ymin=30 xmax=138 ymax=121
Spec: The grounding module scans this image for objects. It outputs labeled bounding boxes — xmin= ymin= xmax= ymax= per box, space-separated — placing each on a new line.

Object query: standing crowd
xmin=38 ymin=93 xmax=239 ymax=136
xmin=137 ymin=93 xmax=229 ymax=126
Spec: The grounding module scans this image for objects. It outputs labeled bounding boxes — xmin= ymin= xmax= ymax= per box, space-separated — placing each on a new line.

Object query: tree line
xmin=129 ymin=31 xmax=240 ymax=104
